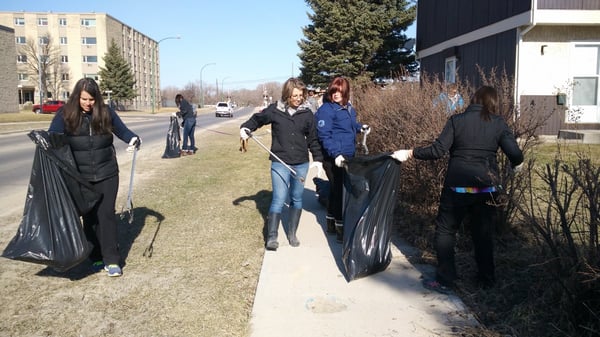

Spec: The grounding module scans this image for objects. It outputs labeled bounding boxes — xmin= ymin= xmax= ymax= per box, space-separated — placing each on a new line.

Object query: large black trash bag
xmin=342 ymin=153 xmax=401 ymax=281
xmin=2 ymin=131 xmax=94 ymax=272
xmin=162 ymin=116 xmax=181 ymax=158
xmin=313 ymin=176 xmax=330 ymax=208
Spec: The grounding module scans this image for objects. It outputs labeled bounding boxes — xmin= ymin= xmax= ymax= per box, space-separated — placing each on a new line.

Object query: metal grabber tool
xmin=246 ymin=130 xmax=305 ymax=183
xmin=121 ymin=146 xmax=138 ymax=223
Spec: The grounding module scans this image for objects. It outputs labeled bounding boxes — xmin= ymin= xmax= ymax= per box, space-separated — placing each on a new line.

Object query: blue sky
xmin=1 ymin=0 xmax=415 ymax=90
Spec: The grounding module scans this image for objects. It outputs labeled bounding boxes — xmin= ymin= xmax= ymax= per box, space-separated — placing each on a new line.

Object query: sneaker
xmin=104 ymin=264 xmax=122 ymax=277
xmin=422 ymin=279 xmax=452 ymax=295
xmin=91 ymin=260 xmax=105 ymax=273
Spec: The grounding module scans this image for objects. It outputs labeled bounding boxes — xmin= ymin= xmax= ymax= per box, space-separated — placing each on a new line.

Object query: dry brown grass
xmin=0 ymin=122 xmax=272 ymax=337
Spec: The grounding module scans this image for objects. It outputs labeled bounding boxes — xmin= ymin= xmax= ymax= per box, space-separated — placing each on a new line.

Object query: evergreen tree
xmin=98 ymin=40 xmax=136 ymax=107
xmin=298 ymin=0 xmax=416 ymax=88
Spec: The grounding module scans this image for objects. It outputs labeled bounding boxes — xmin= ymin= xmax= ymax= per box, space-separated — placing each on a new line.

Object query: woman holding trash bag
xmin=315 ymin=76 xmax=371 ymax=243
xmin=48 ymin=77 xmax=141 ymax=277
xmin=239 ymin=78 xmax=324 ymax=250
xmin=174 ymin=94 xmax=197 ymax=155
xmin=391 ymin=85 xmax=523 ymax=293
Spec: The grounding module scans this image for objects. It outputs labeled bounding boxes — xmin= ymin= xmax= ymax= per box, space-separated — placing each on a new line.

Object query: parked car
xmin=32 ymin=100 xmax=65 ymax=114
xmin=215 ymin=101 xmax=233 ymax=118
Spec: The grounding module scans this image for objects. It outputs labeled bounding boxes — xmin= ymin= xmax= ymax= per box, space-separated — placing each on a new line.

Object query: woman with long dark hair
xmin=392 ymin=85 xmax=523 ymax=293
xmin=48 ymin=77 xmax=141 ymax=277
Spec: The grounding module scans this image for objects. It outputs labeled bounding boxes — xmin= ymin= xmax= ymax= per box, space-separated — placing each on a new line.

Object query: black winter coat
xmin=241 ymin=101 xmax=323 ymax=165
xmin=413 ymin=104 xmax=523 ymax=188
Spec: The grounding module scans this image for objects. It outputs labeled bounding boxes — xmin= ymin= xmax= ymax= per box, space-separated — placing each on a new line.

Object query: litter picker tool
xmin=121 ymin=146 xmax=138 ymax=223
xmin=361 ymin=130 xmax=369 ymax=155
xmin=246 ymin=131 xmax=305 ymax=183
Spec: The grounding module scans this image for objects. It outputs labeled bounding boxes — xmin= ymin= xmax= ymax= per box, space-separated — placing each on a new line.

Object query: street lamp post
xmin=151 ymin=36 xmax=180 ymax=114
xmin=200 ymin=62 xmax=216 ymax=108
xmin=221 ymin=76 xmax=231 ymax=101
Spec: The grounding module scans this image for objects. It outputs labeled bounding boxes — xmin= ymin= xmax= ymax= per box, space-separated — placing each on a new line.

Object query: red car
xmin=32 ymin=100 xmax=65 ymax=114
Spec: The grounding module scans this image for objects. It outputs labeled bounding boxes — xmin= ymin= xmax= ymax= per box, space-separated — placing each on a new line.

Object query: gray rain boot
xmin=266 ymin=213 xmax=280 ymax=251
xmin=287 ymin=208 xmax=302 ymax=247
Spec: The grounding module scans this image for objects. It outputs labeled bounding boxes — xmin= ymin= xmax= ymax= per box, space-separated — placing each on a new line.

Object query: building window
xmin=17 ymin=55 xmax=27 ymax=63
xmin=60 ymin=36 xmax=68 ymax=45
xmin=81 ymin=18 xmax=96 ymax=27
xmin=14 ymin=17 xmax=25 ymax=26
xmin=15 ymin=36 xmax=26 ymax=44
xmin=18 ymin=73 xmax=28 ymax=81
xmin=61 ymin=74 xmax=69 ymax=81
xmin=61 ymin=55 xmax=69 ymax=63
xmin=82 ymin=37 xmax=97 ymax=45
xmin=444 ymin=57 xmax=458 ymax=83
xmin=39 ymin=36 xmax=49 ymax=45
xmin=37 ymin=18 xmax=48 ymax=26
xmin=84 ymin=74 xmax=99 ymax=81
xmin=83 ymin=55 xmax=98 ymax=63
xmin=59 ymin=18 xmax=67 ymax=26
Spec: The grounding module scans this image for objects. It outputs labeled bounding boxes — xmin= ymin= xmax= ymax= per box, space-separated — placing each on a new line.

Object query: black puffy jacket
xmin=48 ymin=109 xmax=137 ymax=182
xmin=413 ymin=104 xmax=523 ymax=188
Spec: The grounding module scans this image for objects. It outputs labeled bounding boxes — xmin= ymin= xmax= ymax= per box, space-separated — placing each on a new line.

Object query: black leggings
xmin=323 ymin=158 xmax=345 ymax=222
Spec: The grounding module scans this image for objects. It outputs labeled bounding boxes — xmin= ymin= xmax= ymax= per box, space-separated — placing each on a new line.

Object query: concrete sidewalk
xmin=249 ymin=170 xmax=478 ymax=337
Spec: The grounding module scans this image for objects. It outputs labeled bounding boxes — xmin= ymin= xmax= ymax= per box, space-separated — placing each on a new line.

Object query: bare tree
xmin=18 ymin=33 xmax=60 ymax=100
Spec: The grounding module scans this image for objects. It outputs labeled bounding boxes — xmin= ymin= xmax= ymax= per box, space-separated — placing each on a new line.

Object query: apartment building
xmin=0 ymin=11 xmax=159 ymax=110
xmin=0 ymin=24 xmax=18 ymax=113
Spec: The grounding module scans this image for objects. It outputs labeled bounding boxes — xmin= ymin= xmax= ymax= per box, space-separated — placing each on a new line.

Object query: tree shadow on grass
xmin=35 ymin=206 xmax=164 ymax=280
xmin=232 ymin=189 xmax=272 ymax=242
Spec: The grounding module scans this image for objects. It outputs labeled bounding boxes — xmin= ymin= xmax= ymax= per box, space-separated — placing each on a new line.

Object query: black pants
xmin=83 ymin=175 xmax=120 ymax=265
xmin=434 ymin=188 xmax=497 ymax=287
xmin=323 ymin=158 xmax=345 ymax=222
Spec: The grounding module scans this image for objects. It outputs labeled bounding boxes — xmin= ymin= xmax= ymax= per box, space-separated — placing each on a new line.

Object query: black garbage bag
xmin=162 ymin=116 xmax=181 ymax=158
xmin=313 ymin=176 xmax=330 ymax=208
xmin=2 ymin=130 xmax=94 ymax=272
xmin=341 ymin=153 xmax=401 ymax=281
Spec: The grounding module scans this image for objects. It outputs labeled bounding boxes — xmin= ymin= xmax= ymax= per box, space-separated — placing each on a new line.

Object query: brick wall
xmin=0 ymin=25 xmax=18 ymax=113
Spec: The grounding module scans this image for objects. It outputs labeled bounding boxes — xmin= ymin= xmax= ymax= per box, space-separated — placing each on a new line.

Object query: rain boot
xmin=287 ymin=208 xmax=302 ymax=247
xmin=335 ymin=220 xmax=344 ymax=243
xmin=266 ymin=212 xmax=280 ymax=251
xmin=326 ymin=215 xmax=336 ymax=234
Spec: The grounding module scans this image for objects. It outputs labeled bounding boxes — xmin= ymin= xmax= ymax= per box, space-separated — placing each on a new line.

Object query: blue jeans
xmin=182 ymin=118 xmax=196 ymax=151
xmin=269 ymin=161 xmax=309 ymax=213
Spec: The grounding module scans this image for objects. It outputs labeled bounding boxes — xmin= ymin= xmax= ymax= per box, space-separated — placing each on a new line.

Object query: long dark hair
xmin=63 ymin=78 xmax=112 ymax=134
xmin=470 ymin=86 xmax=498 ymax=121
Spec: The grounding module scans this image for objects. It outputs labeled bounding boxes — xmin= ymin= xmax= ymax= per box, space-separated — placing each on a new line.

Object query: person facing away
xmin=391 ymin=85 xmax=523 ymax=293
xmin=435 ymin=83 xmax=465 ymax=114
xmin=314 ymin=76 xmax=371 ymax=243
xmin=48 ymin=77 xmax=141 ymax=277
xmin=239 ymin=78 xmax=324 ymax=251
xmin=174 ymin=94 xmax=197 ymax=155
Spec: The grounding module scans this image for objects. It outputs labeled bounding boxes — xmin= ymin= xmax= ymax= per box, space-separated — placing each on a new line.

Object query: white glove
xmin=310 ymin=161 xmax=324 ymax=177
xmin=361 ymin=124 xmax=371 ymax=135
xmin=127 ymin=136 xmax=141 ymax=152
xmin=334 ymin=155 xmax=345 ymax=168
xmin=513 ymin=163 xmax=524 ymax=173
xmin=240 ymin=127 xmax=251 ymax=140
xmin=391 ymin=149 xmax=412 ymax=162
xmin=171 ymin=112 xmax=177 ymax=117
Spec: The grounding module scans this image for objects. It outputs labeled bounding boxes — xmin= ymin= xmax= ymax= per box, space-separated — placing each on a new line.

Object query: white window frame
xmin=81 ymin=19 xmax=96 ymax=27
xmin=15 ymin=36 xmax=26 ymax=44
xmin=18 ymin=73 xmax=28 ymax=81
xmin=37 ymin=18 xmax=48 ymax=26
xmin=61 ymin=55 xmax=69 ymax=63
xmin=39 ymin=37 xmax=49 ymax=45
xmin=59 ymin=18 xmax=67 ymax=26
xmin=444 ymin=56 xmax=458 ymax=83
xmin=14 ymin=18 xmax=25 ymax=26
xmin=82 ymin=37 xmax=97 ymax=45
xmin=17 ymin=55 xmax=27 ymax=63
xmin=82 ymin=55 xmax=98 ymax=63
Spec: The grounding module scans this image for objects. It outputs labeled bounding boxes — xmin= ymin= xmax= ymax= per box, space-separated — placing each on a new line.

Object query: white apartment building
xmin=0 ymin=11 xmax=159 ymax=110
